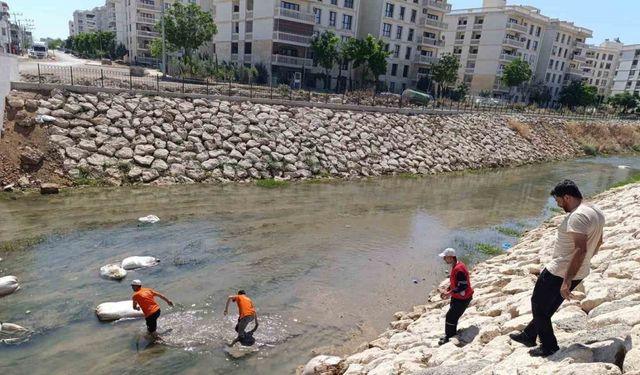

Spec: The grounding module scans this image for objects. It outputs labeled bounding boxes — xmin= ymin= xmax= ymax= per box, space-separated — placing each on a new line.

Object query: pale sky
xmin=7 ymin=0 xmax=639 ymax=45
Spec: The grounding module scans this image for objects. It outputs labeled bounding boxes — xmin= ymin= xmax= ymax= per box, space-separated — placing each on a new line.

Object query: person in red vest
xmin=438 ymin=247 xmax=474 ymax=345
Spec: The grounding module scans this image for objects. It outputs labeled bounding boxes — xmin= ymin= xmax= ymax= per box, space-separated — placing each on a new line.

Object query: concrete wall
xmin=0 ymin=52 xmax=18 ymax=134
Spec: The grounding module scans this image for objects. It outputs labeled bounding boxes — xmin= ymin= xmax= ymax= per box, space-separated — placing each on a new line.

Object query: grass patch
xmin=255 ymin=179 xmax=289 ymax=189
xmin=304 ymin=177 xmax=336 ymax=185
xmin=496 ymin=226 xmax=523 ymax=237
xmin=73 ymin=168 xmax=107 ymax=187
xmin=507 ymin=118 xmax=532 ymax=140
xmin=582 ymin=144 xmax=599 ymax=156
xmin=550 ymin=207 xmax=564 ymax=213
xmin=0 ymin=235 xmax=46 ymax=252
xmin=397 ymin=173 xmax=419 ymax=180
xmin=475 ymin=243 xmax=503 ymax=256
xmin=611 ymin=174 xmax=640 ymax=189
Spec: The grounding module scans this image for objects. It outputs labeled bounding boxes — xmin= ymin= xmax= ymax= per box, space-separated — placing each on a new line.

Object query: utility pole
xmin=161 ymin=0 xmax=166 ymax=75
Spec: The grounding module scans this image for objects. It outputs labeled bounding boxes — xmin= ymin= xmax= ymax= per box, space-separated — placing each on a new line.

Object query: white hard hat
xmin=438 ymin=248 xmax=457 ymax=257
xmin=131 ymin=279 xmax=142 ymax=286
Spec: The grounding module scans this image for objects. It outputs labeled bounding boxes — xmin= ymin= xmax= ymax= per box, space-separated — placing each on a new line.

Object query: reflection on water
xmin=0 ymin=156 xmax=639 ymax=375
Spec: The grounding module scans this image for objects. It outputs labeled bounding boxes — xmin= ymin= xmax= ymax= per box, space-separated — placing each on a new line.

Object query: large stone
xmin=142 ymin=169 xmax=160 ymax=182
xmin=106 ymin=108 xmax=123 ymax=120
xmin=133 ymin=155 xmax=154 ymax=167
xmin=115 ymin=147 xmax=134 ymax=159
xmin=20 ymin=147 xmax=44 ymax=167
xmin=40 ymin=183 xmax=60 ymax=195
xmin=50 ymin=135 xmax=75 ymax=148
xmin=66 ymin=147 xmax=90 ymax=161
xmin=151 ymin=159 xmax=168 ymax=172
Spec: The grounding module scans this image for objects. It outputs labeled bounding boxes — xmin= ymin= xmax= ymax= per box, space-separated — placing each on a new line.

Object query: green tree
xmin=47 ymin=38 xmax=64 ymax=50
xmin=158 ymin=2 xmax=217 ymax=58
xmin=431 ymin=54 xmax=460 ymax=98
xmin=528 ymin=80 xmax=552 ymax=105
xmin=558 ymin=81 xmax=599 ymax=109
xmin=343 ymin=35 xmax=381 ymax=88
xmin=310 ymin=31 xmax=340 ymax=90
xmin=150 ymin=38 xmax=176 ymax=59
xmin=608 ymin=92 xmax=639 ymax=113
xmin=502 ymin=58 xmax=532 ymax=101
xmin=449 ymin=83 xmax=469 ymax=102
xmin=368 ymin=38 xmax=391 ymax=91
xmin=337 ymin=38 xmax=358 ymax=91
xmin=114 ymin=43 xmax=128 ymax=60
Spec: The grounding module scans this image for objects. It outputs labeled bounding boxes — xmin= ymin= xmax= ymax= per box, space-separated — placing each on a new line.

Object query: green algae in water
xmin=496 ymin=226 xmax=523 ymax=237
xmin=255 ymin=179 xmax=289 ymax=189
xmin=0 ymin=235 xmax=46 ymax=252
xmin=475 ymin=243 xmax=503 ymax=256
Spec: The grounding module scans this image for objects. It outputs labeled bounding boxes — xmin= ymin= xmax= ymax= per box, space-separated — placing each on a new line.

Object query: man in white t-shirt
xmin=510 ymin=179 xmax=604 ymax=357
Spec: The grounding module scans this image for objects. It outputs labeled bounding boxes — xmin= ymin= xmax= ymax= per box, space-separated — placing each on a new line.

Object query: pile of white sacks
xmin=303 ymin=183 xmax=640 ymax=375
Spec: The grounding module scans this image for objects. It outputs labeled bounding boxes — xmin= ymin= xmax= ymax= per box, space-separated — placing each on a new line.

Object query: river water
xmin=1 ymin=156 xmax=639 ymax=375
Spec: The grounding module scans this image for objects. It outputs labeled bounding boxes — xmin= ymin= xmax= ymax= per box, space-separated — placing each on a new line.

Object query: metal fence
xmin=23 ymin=64 xmax=638 ymax=120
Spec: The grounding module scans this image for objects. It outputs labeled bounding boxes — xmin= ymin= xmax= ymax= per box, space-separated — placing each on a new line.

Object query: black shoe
xmin=528 ymin=346 xmax=558 ymax=357
xmin=509 ymin=332 xmax=536 ymax=347
xmin=438 ymin=336 xmax=449 ymax=346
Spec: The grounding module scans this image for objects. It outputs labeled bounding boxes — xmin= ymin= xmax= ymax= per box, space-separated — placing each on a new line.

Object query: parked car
xmin=474 ymin=97 xmax=501 ymax=106
xmin=28 ymin=42 xmax=48 ymax=59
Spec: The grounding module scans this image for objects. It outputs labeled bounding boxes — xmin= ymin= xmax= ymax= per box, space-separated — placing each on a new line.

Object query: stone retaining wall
xmin=2 ymin=89 xmax=635 ymax=186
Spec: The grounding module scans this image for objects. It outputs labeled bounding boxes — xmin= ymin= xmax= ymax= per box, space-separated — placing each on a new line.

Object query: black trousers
xmin=145 ymin=309 xmax=161 ymax=333
xmin=445 ymin=297 xmax=472 ymax=338
xmin=523 ymin=269 xmax=581 ymax=352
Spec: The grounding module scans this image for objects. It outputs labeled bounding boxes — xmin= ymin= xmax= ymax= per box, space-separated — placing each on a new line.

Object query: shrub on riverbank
xmin=612 ymin=174 xmax=640 ymax=188
xmin=567 ymin=121 xmax=640 ymax=154
xmin=0 ymin=235 xmax=46 ymax=252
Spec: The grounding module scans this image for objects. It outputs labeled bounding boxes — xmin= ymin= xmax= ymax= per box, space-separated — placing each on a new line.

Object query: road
xmin=19 ymin=50 xmax=134 ymax=76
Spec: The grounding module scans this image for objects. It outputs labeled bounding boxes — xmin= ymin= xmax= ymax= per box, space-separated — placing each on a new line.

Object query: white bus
xmin=29 ymin=42 xmax=48 ymax=59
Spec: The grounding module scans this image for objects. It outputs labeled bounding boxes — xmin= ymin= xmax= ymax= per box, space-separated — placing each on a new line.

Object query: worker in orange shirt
xmin=131 ymin=279 xmax=174 ymax=341
xmin=224 ymin=290 xmax=259 ymax=346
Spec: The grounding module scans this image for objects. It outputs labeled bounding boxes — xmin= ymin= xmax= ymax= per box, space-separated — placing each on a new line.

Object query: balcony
xmin=468 ymin=53 xmax=478 ymax=60
xmin=246 ymin=32 xmax=253 ymax=40
xmin=569 ymin=67 xmax=584 ymax=76
xmin=417 ymin=36 xmax=444 ymax=47
xmin=244 ymin=54 xmax=252 ymax=63
xmin=572 ymin=54 xmax=586 ymax=62
xmin=232 ymin=33 xmax=239 ymax=41
xmin=246 ymin=10 xmax=253 ymax=18
xmin=272 ymin=31 xmax=312 ymax=46
xmin=456 ymin=24 xmax=467 ymax=30
xmin=138 ymin=1 xmax=158 ymax=11
xmin=423 ymin=0 xmax=452 ymax=12
xmin=502 ymin=38 xmax=524 ymax=48
xmin=499 ymin=53 xmax=518 ymax=62
xmin=473 ymin=23 xmax=483 ymax=30
xmin=465 ymin=67 xmax=475 ymax=74
xmin=231 ymin=53 xmax=240 ymax=62
xmin=506 ymin=21 xmax=527 ymax=33
xmin=271 ymin=54 xmax=313 ymax=67
xmin=496 ymin=68 xmax=504 ymax=76
xmin=470 ymin=39 xmax=481 ymax=45
xmin=137 ymin=16 xmax=156 ymax=25
xmin=232 ymin=13 xmax=239 ymax=20
xmin=274 ymin=7 xmax=315 ymax=24
xmin=420 ymin=18 xmax=448 ymax=30
xmin=414 ymin=55 xmax=439 ymax=65
xmin=454 ymin=38 xmax=464 ymax=45
xmin=574 ymin=41 xmax=587 ymax=49
xmin=136 ymin=30 xmax=157 ymax=38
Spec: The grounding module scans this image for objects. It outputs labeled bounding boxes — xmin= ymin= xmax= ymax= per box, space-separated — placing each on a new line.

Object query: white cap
xmin=438 ymin=248 xmax=457 ymax=257
xmin=131 ymin=279 xmax=142 ymax=286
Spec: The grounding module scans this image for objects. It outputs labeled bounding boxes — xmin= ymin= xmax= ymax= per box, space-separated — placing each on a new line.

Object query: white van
xmin=29 ymin=42 xmax=48 ymax=59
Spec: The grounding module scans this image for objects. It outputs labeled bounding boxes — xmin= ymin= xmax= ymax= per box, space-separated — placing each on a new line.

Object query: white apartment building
xmin=359 ymin=0 xmax=450 ymax=93
xmin=0 ymin=1 xmax=10 ymax=53
xmin=611 ymin=44 xmax=640 ymax=96
xmin=70 ymin=8 xmax=101 ymax=35
xmin=583 ymin=39 xmax=622 ymax=97
xmin=534 ymin=20 xmax=592 ymax=101
xmin=212 ymin=0 xmax=359 ymax=87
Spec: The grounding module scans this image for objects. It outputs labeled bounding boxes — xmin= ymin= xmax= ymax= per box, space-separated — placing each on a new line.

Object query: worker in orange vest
xmin=224 ymin=290 xmax=259 ymax=346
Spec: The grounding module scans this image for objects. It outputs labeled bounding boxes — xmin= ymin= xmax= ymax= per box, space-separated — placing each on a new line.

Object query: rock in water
xmin=0 ymin=276 xmax=20 ymax=297
xmin=138 ymin=215 xmax=160 ymax=224
xmin=95 ymin=300 xmax=144 ymax=321
xmin=40 ymin=183 xmax=60 ymax=195
xmin=121 ymin=256 xmax=160 ymax=270
xmin=99 ymin=264 xmax=128 ymax=280
xmin=0 ymin=322 xmax=29 ymax=334
xmin=302 ymin=355 xmax=344 ymax=375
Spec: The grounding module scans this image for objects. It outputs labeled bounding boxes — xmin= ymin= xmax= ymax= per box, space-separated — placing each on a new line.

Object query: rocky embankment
xmin=302 ymin=183 xmax=640 ymax=375
xmin=0 ymin=89 xmax=602 ymax=187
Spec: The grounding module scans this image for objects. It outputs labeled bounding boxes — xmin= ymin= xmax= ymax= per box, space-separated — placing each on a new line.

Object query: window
xmin=408 ymin=28 xmax=414 ymax=42
xmin=554 ymin=60 xmax=559 ymax=70
xmin=405 ymin=46 xmax=412 ymax=60
xmin=536 ymin=26 xmax=541 ymax=37
xmin=390 ymin=82 xmax=396 ymax=92
xmin=546 ymin=72 xmax=550 ymax=82
xmin=608 ymin=54 xmax=614 ymax=61
xmin=231 ymin=42 xmax=238 ymax=53
xmin=331 ymin=0 xmax=337 ymax=4
xmin=281 ymin=1 xmax=299 ymax=11
xmin=411 ymin=9 xmax=417 ymax=23
xmin=529 ymin=24 xmax=534 ymax=35
xmin=403 ymin=65 xmax=409 ymax=77
xmin=232 ymin=22 xmax=239 ymax=33
xmin=393 ymin=44 xmax=400 ymax=57
xmin=561 ymin=34 xmax=565 ymax=43
xmin=552 ymin=73 xmax=556 ymax=82
xmin=385 ymin=3 xmax=394 ymax=18
xmin=313 ymin=8 xmax=321 ymax=24
xmin=595 ymin=79 xmax=600 ymax=86
xmin=548 ymin=59 xmax=554 ymax=69
xmin=557 ymin=74 xmax=562 ymax=84
xmin=533 ymin=41 xmax=538 ymax=51
xmin=342 ymin=15 xmax=353 ymax=30
xmin=383 ymin=23 xmax=392 ymax=37
xmin=552 ymin=46 xmax=557 ymax=56
xmin=526 ymin=39 xmax=530 ymax=50
xmin=474 ymin=16 xmax=483 ymax=24
xmin=399 ymin=6 xmax=405 ymax=21
xmin=555 ymin=32 xmax=559 ymax=42
xmin=329 ymin=11 xmax=336 ymax=27
xmin=605 ymin=63 xmax=611 ymax=69
xmin=244 ymin=42 xmax=252 ymax=54
xmin=233 ymin=3 xmax=239 ymax=12
xmin=561 ymin=62 xmax=565 ymax=70
xmin=396 ymin=26 xmax=402 ymax=40
xmin=391 ymin=63 xmax=398 ymax=76
xmin=563 ymin=49 xmax=567 ymax=58
xmin=344 ymin=0 xmax=353 ymax=8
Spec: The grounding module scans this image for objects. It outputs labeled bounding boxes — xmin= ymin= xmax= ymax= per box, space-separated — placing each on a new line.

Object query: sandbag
xmin=138 ymin=215 xmax=160 ymax=224
xmin=121 ymin=256 xmax=160 ymax=270
xmin=302 ymin=355 xmax=344 ymax=375
xmin=0 ymin=322 xmax=29 ymax=334
xmin=0 ymin=276 xmax=20 ymax=297
xmin=99 ymin=264 xmax=127 ymax=280
xmin=95 ymin=300 xmax=144 ymax=321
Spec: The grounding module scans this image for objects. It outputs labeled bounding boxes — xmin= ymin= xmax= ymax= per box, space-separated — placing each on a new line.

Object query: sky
xmin=6 ymin=0 xmax=639 ymax=45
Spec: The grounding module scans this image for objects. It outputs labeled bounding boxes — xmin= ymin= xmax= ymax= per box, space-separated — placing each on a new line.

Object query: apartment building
xmin=70 ymin=8 xmax=101 ymax=35
xmin=359 ymin=0 xmax=450 ymax=93
xmin=534 ymin=20 xmax=592 ymax=100
xmin=611 ymin=44 xmax=640 ymax=96
xmin=0 ymin=1 xmax=10 ymax=53
xmin=583 ymin=39 xmax=622 ymax=97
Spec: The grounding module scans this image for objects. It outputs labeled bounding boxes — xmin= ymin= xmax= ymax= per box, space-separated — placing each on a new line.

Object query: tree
xmin=158 ymin=2 xmax=217 ymax=58
xmin=114 ymin=43 xmax=128 ymax=60
xmin=449 ymin=83 xmax=468 ymax=102
xmin=310 ymin=31 xmax=339 ymax=90
xmin=47 ymin=38 xmax=64 ymax=50
xmin=558 ymin=81 xmax=599 ymax=109
xmin=431 ymin=54 xmax=460 ymax=98
xmin=344 ymin=35 xmax=377 ymax=88
xmin=502 ymin=58 xmax=532 ymax=102
xmin=608 ymin=92 xmax=639 ymax=113
xmin=150 ymin=38 xmax=176 ymax=59
xmin=528 ymin=80 xmax=552 ymax=105
xmin=368 ymin=38 xmax=391 ymax=92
